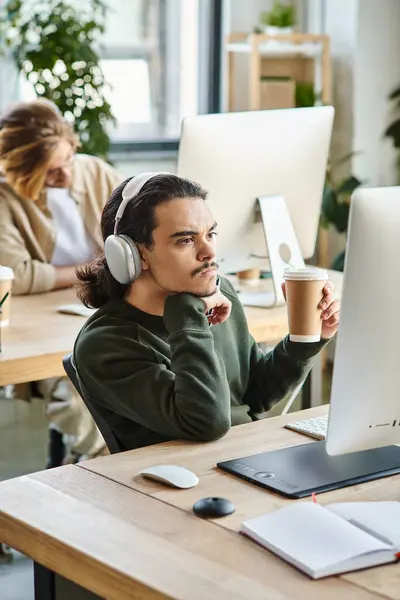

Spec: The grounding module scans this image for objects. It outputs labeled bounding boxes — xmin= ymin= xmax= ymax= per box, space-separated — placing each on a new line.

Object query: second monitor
xmin=177 ymin=106 xmax=334 ymax=279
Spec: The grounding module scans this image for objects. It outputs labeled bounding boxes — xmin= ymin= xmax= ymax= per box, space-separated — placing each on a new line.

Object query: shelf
xmin=226 ymin=41 xmax=322 ymax=58
xmin=226 ymin=32 xmax=331 ymax=110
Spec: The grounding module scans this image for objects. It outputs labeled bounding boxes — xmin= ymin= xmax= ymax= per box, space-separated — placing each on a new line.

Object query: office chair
xmin=62 ymin=354 xmax=123 ymax=454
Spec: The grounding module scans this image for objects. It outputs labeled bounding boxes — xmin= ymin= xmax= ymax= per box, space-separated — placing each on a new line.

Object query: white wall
xmin=303 ymin=0 xmax=400 ymax=262
xmin=317 ymin=0 xmax=400 ymax=185
xmin=353 ymin=0 xmax=400 ymax=186
xmin=323 ymin=0 xmax=359 ymax=166
xmin=319 ymin=1 xmax=360 ymax=261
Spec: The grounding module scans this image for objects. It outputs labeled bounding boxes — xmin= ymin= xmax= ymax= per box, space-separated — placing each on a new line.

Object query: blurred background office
xmin=1 ymin=0 xmax=400 ymax=597
xmin=2 ymin=0 xmax=400 ymax=483
xmin=1 ymin=0 xmax=398 ymax=267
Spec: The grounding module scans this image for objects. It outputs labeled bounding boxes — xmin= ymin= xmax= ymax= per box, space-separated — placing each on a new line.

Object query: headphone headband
xmin=113 ymin=172 xmax=170 ymax=235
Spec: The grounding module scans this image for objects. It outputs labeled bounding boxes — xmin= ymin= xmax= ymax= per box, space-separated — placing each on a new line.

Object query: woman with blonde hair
xmin=0 ymin=99 xmax=121 ymax=466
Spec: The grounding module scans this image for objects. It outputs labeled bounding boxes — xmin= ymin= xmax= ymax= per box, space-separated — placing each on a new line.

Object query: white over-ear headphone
xmin=104 ymin=172 xmax=169 ymax=284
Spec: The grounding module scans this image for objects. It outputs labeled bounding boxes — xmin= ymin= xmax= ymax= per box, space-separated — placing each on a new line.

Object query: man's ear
xmin=138 ymin=244 xmax=150 ymax=271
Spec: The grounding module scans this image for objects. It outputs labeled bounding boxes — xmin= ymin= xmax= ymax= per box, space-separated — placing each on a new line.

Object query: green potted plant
xmin=320 ymin=155 xmax=362 ymax=271
xmin=260 ymin=1 xmax=296 ymax=36
xmin=1 ymin=0 xmax=115 ymax=159
xmin=295 ymin=82 xmax=318 ymax=108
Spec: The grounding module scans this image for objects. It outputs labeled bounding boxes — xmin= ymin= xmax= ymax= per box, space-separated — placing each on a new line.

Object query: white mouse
xmin=139 ymin=464 xmax=199 ymax=489
xmin=57 ymin=304 xmax=96 ymax=318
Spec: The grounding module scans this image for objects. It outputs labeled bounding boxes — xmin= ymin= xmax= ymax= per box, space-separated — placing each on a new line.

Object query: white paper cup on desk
xmin=0 ymin=266 xmax=14 ymax=328
xmin=284 ymin=267 xmax=328 ymax=343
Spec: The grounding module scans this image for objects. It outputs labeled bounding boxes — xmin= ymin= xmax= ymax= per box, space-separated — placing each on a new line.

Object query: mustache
xmin=192 ymin=262 xmax=218 ymax=277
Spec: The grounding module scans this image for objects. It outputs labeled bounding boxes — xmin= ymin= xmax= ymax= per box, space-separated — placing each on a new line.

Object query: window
xmin=100 ymin=0 xmax=221 ymax=146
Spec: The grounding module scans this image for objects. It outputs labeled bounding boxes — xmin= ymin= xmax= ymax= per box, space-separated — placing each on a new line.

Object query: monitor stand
xmin=237 ymin=195 xmax=305 ymax=308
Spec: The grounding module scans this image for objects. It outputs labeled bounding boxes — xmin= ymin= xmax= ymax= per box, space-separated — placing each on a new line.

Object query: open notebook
xmin=240 ymin=501 xmax=400 ymax=579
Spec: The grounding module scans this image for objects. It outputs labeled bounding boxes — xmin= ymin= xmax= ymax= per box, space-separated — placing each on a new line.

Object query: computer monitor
xmin=326 ymin=186 xmax=400 ymax=455
xmin=217 ymin=186 xmax=400 ymax=497
xmin=177 ymin=106 xmax=334 ymax=275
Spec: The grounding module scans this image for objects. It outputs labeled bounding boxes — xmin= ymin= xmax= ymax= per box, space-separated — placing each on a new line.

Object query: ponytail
xmin=76 ymin=252 xmax=129 ymax=308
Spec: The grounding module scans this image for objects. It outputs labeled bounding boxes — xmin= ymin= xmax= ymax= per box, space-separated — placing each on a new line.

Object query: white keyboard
xmin=57 ymin=304 xmax=96 ymax=318
xmin=238 ymin=291 xmax=276 ymax=308
xmin=284 ymin=415 xmax=328 ymax=440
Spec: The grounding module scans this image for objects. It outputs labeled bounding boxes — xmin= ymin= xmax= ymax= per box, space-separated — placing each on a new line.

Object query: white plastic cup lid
xmin=0 ymin=266 xmax=15 ymax=281
xmin=283 ymin=267 xmax=328 ymax=281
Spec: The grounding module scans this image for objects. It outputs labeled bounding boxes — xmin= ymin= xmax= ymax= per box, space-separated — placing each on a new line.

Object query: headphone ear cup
xmin=119 ymin=235 xmax=142 ymax=281
xmin=104 ymin=234 xmax=142 ymax=284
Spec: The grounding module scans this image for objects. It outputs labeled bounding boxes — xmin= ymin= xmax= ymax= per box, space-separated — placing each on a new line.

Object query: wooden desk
xmin=79 ymin=406 xmax=400 ymax=600
xmin=0 ymin=289 xmax=84 ymax=386
xmin=0 ymin=289 xmax=288 ymax=387
xmin=80 ymin=405 xmax=400 ymax=525
xmin=1 ymin=407 xmax=397 ymax=600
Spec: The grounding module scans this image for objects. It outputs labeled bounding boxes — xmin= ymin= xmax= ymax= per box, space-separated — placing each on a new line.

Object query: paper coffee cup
xmin=0 ymin=266 xmax=14 ymax=328
xmin=284 ymin=267 xmax=328 ymax=343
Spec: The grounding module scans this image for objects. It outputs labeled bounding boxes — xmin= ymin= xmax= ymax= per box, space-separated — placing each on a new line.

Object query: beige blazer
xmin=0 ymin=154 xmax=121 ymax=295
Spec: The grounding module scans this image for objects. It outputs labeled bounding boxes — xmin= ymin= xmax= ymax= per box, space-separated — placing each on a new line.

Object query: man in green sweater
xmin=74 ymin=173 xmax=340 ymax=451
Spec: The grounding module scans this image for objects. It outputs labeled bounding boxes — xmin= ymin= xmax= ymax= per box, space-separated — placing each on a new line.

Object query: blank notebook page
xmin=328 ymin=501 xmax=400 ymax=548
xmin=242 ymin=502 xmax=391 ymax=573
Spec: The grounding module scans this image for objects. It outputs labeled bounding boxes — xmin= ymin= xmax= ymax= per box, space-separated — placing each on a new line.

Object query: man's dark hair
xmin=77 ymin=173 xmax=208 ymax=308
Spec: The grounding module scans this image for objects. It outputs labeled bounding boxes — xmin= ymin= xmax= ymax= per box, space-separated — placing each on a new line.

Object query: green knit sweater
xmin=74 ymin=277 xmax=327 ymax=451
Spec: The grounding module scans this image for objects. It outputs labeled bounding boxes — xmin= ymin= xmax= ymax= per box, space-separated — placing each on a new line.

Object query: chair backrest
xmin=63 ymin=353 xmax=123 ymax=454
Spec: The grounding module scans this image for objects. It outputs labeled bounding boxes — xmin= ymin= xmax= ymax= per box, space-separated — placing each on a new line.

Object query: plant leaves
xmin=321 ymin=184 xmax=351 ymax=233
xmin=332 ymin=251 xmax=346 ymax=272
xmin=319 ymin=213 xmax=330 ymax=229
xmin=334 ymin=202 xmax=350 ymax=233
xmin=384 ymin=121 xmax=400 ymax=148
xmin=388 ymin=86 xmax=400 ymax=100
xmin=336 ymin=176 xmax=362 ymax=194
xmin=321 ymin=185 xmax=338 ymax=224
xmin=4 ymin=0 xmax=114 ymax=158
xmin=333 ymin=151 xmax=362 ymax=167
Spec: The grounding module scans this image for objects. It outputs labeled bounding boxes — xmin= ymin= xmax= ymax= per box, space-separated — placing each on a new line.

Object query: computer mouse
xmin=139 ymin=464 xmax=199 ymax=489
xmin=193 ymin=497 xmax=235 ymax=518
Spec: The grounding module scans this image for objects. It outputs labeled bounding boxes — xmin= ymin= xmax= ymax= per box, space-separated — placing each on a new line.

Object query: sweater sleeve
xmin=219 ymin=276 xmax=330 ymax=414
xmin=75 ymin=294 xmax=232 ymax=442
xmin=0 ymin=198 xmax=56 ymax=295
xmin=243 ymin=335 xmax=329 ymax=414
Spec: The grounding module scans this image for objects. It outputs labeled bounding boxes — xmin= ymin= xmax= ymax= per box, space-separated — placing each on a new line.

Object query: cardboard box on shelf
xmin=260 ymin=56 xmax=315 ymax=82
xmin=260 ymin=78 xmax=295 ymax=109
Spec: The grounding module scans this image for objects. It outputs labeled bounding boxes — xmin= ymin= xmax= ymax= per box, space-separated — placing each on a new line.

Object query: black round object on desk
xmin=193 ymin=497 xmax=235 ymax=518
